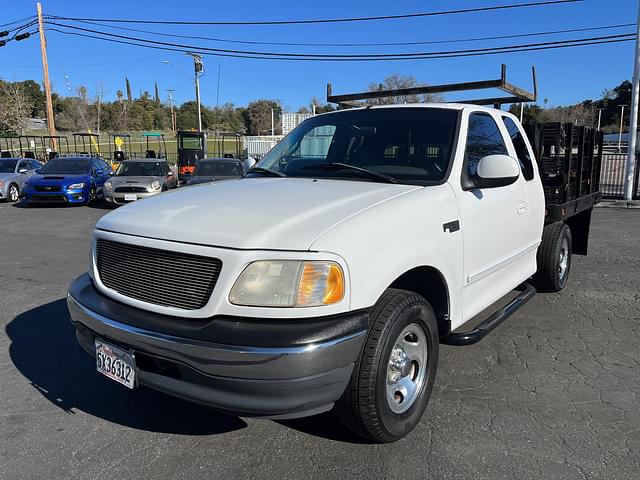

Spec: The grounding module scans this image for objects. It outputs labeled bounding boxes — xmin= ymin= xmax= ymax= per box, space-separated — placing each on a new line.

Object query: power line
xmin=46 ymin=0 xmax=583 ymax=26
xmin=0 ymin=15 xmax=36 ymax=28
xmin=46 ymin=27 xmax=635 ymax=62
xmin=58 ymin=19 xmax=636 ymax=48
xmin=45 ymin=22 xmax=636 ymax=59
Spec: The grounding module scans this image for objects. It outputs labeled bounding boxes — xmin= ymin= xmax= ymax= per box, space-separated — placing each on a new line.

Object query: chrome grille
xmin=96 ymin=239 xmax=222 ymax=310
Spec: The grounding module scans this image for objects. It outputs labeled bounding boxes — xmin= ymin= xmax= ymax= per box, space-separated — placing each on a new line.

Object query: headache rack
xmin=326 ymin=64 xmax=537 ymax=108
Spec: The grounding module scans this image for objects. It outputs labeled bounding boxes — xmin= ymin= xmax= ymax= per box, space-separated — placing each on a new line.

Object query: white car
xmin=67 ymin=104 xmax=595 ymax=442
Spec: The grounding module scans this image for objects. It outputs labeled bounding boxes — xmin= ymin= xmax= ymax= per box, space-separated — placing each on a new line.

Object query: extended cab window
xmin=255 ymin=108 xmax=459 ymax=185
xmin=464 ymin=113 xmax=508 ymax=176
xmin=502 ymin=116 xmax=535 ymax=180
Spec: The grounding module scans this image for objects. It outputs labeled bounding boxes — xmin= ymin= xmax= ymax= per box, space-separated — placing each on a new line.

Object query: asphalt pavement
xmin=1 ymin=200 xmax=639 ymax=480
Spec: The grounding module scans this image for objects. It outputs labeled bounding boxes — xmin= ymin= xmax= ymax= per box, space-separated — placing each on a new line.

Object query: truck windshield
xmin=255 ymin=107 xmax=459 ymax=185
xmin=116 ymin=162 xmax=163 ymax=176
xmin=39 ymin=158 xmax=91 ymax=174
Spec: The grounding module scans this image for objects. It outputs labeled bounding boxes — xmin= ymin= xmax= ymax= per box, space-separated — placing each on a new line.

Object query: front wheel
xmin=8 ymin=183 xmax=19 ymax=202
xmin=336 ymin=289 xmax=439 ymax=443
xmin=86 ymin=186 xmax=97 ymax=206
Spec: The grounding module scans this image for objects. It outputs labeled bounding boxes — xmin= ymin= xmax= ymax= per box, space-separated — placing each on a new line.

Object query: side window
xmin=502 ymin=117 xmax=534 ymax=181
xmin=29 ymin=160 xmax=42 ymax=170
xmin=17 ymin=160 xmax=28 ymax=171
xmin=464 ymin=113 xmax=508 ymax=176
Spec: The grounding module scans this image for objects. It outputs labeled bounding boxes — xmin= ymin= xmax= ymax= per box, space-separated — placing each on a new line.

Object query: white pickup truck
xmin=67 ymin=103 xmax=598 ymax=443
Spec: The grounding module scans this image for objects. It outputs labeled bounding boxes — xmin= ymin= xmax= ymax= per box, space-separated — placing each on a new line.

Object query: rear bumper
xmin=67 ymin=274 xmax=368 ymax=418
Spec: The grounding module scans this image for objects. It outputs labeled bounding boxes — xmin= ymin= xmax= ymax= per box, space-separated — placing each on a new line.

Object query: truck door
xmin=453 ymin=111 xmax=538 ymax=322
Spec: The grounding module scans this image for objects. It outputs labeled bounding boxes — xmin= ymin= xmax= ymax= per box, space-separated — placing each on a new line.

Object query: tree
xmin=0 ymin=81 xmax=34 ymax=133
xmin=243 ymin=100 xmax=281 ymax=135
xmin=366 ymin=74 xmax=445 ymax=105
xmin=507 ymin=104 xmax=546 ymax=126
xmin=154 ymin=82 xmax=160 ymax=106
xmin=125 ymin=77 xmax=132 ymax=104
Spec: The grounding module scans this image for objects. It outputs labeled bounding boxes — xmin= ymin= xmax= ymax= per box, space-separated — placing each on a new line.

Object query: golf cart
xmin=141 ymin=132 xmax=167 ymax=159
xmin=72 ymin=132 xmax=101 ymax=156
xmin=18 ymin=135 xmax=44 ymax=160
xmin=108 ymin=133 xmax=133 ymax=165
xmin=41 ymin=135 xmax=71 ymax=161
xmin=215 ymin=132 xmax=242 ymax=159
xmin=177 ymin=130 xmax=206 ymax=183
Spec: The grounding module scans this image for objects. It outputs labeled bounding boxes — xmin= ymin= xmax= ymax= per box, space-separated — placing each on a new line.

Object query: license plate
xmin=95 ymin=339 xmax=136 ymax=389
xmin=124 ymin=194 xmax=137 ymax=201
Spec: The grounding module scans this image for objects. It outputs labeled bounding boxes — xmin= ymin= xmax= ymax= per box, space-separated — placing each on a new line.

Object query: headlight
xmin=104 ymin=181 xmax=112 ymax=191
xmin=229 ymin=260 xmax=345 ymax=307
xmin=67 ymin=182 xmax=85 ymax=190
xmin=151 ymin=180 xmax=161 ymax=190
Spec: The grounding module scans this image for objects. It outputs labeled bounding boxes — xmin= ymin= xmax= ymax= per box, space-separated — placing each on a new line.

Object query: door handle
xmin=443 ymin=220 xmax=460 ymax=233
xmin=517 ymin=200 xmax=527 ymax=215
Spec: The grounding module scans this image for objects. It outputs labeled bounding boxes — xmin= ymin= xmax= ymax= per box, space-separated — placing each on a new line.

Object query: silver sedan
xmin=103 ymin=158 xmax=178 ymax=206
xmin=0 ymin=158 xmax=42 ymax=202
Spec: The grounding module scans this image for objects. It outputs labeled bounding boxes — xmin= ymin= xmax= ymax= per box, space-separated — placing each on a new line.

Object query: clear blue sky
xmin=1 ymin=0 xmax=637 ymax=110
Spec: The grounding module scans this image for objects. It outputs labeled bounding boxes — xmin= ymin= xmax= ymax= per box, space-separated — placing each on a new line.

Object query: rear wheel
xmin=533 ymin=222 xmax=572 ymax=292
xmin=8 ymin=183 xmax=19 ymax=202
xmin=336 ymin=289 xmax=439 ymax=443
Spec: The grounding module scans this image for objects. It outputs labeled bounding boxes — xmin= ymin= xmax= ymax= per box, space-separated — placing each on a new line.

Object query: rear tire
xmin=336 ymin=289 xmax=439 ymax=443
xmin=533 ymin=222 xmax=572 ymax=293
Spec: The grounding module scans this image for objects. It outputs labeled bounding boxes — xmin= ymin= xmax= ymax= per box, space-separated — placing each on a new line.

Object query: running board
xmin=441 ymin=283 xmax=536 ymax=346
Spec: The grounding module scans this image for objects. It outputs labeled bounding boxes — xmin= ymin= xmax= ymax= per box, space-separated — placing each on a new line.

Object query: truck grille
xmin=96 ymin=239 xmax=222 ymax=310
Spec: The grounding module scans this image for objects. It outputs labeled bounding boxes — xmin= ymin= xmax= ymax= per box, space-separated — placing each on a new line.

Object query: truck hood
xmin=97 ymin=177 xmax=420 ymax=250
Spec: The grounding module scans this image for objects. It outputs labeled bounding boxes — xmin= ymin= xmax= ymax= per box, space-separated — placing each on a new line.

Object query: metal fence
xmin=599 ymin=149 xmax=640 ymax=199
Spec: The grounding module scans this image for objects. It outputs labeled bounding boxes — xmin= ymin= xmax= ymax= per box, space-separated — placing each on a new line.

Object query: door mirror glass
xmin=473 ymin=154 xmax=520 ymax=188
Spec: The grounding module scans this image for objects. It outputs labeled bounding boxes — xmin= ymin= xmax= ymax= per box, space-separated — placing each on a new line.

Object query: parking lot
xmin=0 ymin=201 xmax=639 ymax=480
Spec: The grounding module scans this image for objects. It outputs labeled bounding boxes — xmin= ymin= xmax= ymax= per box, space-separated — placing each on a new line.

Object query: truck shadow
xmin=5 ymin=299 xmax=247 ymax=436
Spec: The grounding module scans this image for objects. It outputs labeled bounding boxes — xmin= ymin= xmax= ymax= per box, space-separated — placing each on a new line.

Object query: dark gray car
xmin=185 ymin=158 xmax=244 ymax=186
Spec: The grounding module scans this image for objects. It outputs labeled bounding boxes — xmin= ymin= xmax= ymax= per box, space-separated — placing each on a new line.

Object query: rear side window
xmin=464 ymin=113 xmax=508 ymax=176
xmin=502 ymin=117 xmax=534 ymax=180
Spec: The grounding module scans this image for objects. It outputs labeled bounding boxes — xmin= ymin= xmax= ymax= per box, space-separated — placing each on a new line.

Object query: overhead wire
xmin=45 ymin=0 xmax=583 ymax=25
xmin=46 ymin=27 xmax=636 ymax=62
xmin=54 ymin=19 xmax=636 ymax=48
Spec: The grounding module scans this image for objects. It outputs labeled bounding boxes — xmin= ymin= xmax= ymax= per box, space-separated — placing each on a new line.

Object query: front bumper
xmin=67 ymin=273 xmax=368 ymax=418
xmin=24 ymin=188 xmax=88 ymax=204
xmin=104 ymin=190 xmax=159 ymax=205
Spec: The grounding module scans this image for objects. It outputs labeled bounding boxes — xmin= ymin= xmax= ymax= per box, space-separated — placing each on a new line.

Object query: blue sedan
xmin=22 ymin=156 xmax=113 ymax=206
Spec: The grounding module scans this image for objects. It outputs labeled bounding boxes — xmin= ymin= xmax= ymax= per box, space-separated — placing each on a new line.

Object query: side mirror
xmin=18 ymin=168 xmax=28 ymax=174
xmin=473 ymin=154 xmax=520 ymax=188
xmin=108 ymin=171 xmax=114 ymax=176
xmin=167 ymin=171 xmax=174 ymax=176
xmin=95 ymin=168 xmax=104 ymax=176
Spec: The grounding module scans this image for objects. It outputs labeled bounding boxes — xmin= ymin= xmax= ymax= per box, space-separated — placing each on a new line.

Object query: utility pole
xmin=271 ymin=108 xmax=275 ymax=136
xmin=618 ymin=105 xmax=627 ymax=153
xmin=167 ymin=89 xmax=176 ymax=133
xmin=624 ymin=0 xmax=640 ymax=201
xmin=185 ymin=53 xmax=204 ymax=132
xmin=36 ymin=2 xmax=57 ymax=150
xmin=596 ymin=108 xmax=604 ymax=131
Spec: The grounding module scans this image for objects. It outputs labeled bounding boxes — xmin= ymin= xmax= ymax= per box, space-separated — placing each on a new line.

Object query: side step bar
xmin=441 ymin=283 xmax=536 ymax=346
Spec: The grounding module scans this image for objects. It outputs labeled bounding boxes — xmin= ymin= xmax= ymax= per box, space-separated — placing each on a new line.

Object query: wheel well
xmin=388 ymin=266 xmax=450 ymax=335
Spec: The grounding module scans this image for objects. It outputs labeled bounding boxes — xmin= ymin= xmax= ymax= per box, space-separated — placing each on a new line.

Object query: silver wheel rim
xmin=558 ymin=237 xmax=569 ymax=281
xmin=9 ymin=185 xmax=18 ymax=202
xmin=385 ymin=323 xmax=428 ymax=414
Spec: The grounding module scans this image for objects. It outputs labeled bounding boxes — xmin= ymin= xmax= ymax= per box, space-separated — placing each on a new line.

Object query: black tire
xmin=161 ymin=184 xmax=168 ymax=192
xmin=7 ymin=183 xmax=20 ymax=203
xmin=336 ymin=289 xmax=439 ymax=443
xmin=533 ymin=222 xmax=572 ymax=293
xmin=86 ymin=186 xmax=96 ymax=206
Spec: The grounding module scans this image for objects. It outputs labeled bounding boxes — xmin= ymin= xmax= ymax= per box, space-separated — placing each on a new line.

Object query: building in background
xmin=281 ymin=112 xmax=313 ymax=135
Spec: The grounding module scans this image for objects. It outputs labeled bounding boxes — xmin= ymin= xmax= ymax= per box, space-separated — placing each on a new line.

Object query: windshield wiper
xmin=303 ymin=162 xmax=398 ymax=184
xmin=246 ymin=167 xmax=286 ymax=177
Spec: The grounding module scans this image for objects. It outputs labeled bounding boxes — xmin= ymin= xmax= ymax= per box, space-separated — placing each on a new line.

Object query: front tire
xmin=533 ymin=222 xmax=572 ymax=293
xmin=8 ymin=183 xmax=19 ymax=203
xmin=336 ymin=289 xmax=439 ymax=443
xmin=86 ymin=186 xmax=97 ymax=206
